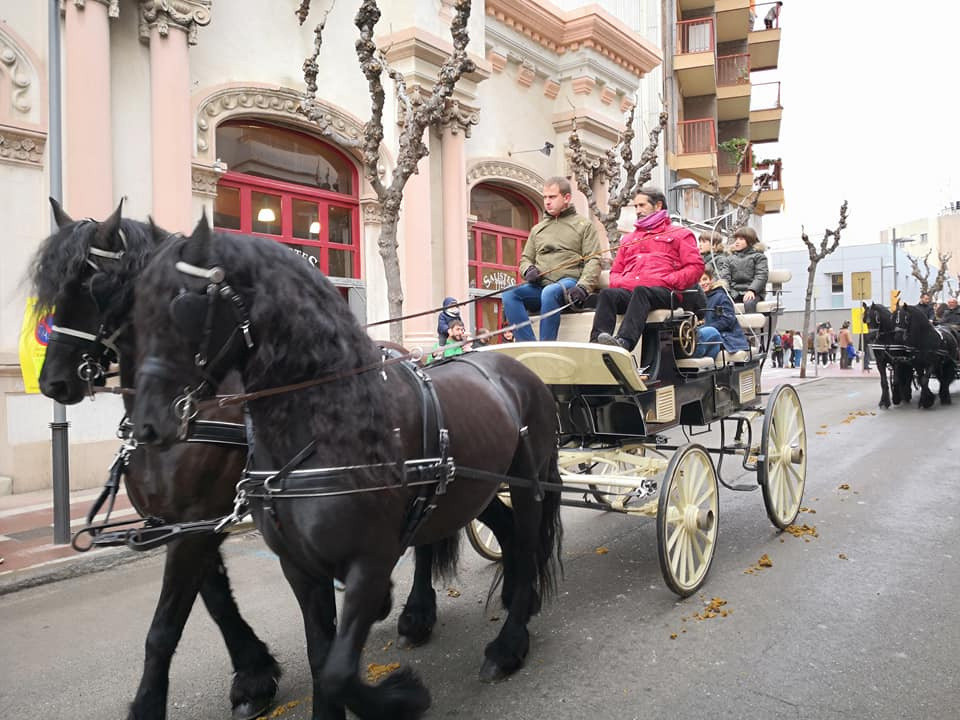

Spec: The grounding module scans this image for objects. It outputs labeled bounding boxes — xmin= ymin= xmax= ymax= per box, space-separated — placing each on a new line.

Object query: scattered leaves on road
xmin=841 ymin=410 xmax=874 ymax=424
xmin=382 ymin=640 xmax=393 ymax=651
xmin=800 ymin=506 xmax=817 ymax=514
xmin=784 ymin=524 xmax=818 ymax=541
xmin=366 ymin=662 xmax=401 ymax=684
xmin=595 ymin=546 xmax=609 ymax=555
xmin=838 ymin=553 xmax=848 ymax=560
xmin=744 ymin=554 xmax=773 ymax=574
xmin=838 ymin=483 xmax=850 ymax=490
xmin=256 ymin=699 xmax=306 ymax=719
xmin=446 ymin=587 xmax=461 ymax=598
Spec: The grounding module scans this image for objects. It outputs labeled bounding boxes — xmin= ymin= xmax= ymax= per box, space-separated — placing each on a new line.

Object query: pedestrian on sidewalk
xmin=839 ymin=321 xmax=853 ymax=369
xmin=791 ymin=330 xmax=803 ymax=368
xmin=816 ymin=326 xmax=830 ymax=366
xmin=771 ymin=331 xmax=783 ymax=367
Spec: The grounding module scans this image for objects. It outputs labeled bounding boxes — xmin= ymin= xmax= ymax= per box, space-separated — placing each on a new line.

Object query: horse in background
xmin=894 ymin=303 xmax=958 ymax=408
xmin=129 ymin=217 xmax=564 ymax=720
xmin=31 ymin=200 xmax=282 ymax=720
xmin=861 ymin=302 xmax=913 ymax=408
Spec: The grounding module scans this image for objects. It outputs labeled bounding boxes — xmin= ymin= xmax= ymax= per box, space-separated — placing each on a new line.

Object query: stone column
xmin=439 ymin=100 xmax=478 ymax=328
xmin=139 ymin=0 xmax=211 ymax=233
xmin=63 ymin=0 xmax=117 ymax=217
xmin=402 ymin=140 xmax=436 ymax=349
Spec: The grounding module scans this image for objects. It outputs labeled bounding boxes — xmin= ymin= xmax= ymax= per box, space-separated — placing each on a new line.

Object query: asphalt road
xmin=2 ymin=378 xmax=958 ymax=720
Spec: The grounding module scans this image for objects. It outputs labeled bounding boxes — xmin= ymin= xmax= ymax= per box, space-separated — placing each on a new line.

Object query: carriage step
xmin=727 ymin=483 xmax=759 ymax=492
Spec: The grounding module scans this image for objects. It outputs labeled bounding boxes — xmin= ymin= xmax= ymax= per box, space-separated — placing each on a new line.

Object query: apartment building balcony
xmin=749 ymin=81 xmax=781 ymax=142
xmin=674 ymin=18 xmax=716 ymax=97
xmin=668 ymin=118 xmax=718 ymax=181
xmin=716 ymin=52 xmax=751 ymax=121
xmin=754 ymin=159 xmax=784 ymax=213
xmin=717 ymin=142 xmax=753 ymax=188
xmin=748 ymin=23 xmax=781 ymax=71
xmin=678 ymin=0 xmax=715 ymax=12
xmin=716 ymin=0 xmax=751 ymax=42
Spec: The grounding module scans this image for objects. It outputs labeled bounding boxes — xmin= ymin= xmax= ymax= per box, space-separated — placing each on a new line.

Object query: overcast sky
xmin=757 ymin=1 xmax=960 ymax=248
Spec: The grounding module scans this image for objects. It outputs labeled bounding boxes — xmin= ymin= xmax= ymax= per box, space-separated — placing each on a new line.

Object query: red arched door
xmin=469 ymin=183 xmax=539 ymax=335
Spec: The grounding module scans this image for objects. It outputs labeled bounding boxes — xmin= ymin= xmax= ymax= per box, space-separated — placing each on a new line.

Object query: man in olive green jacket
xmin=503 ymin=176 xmax=601 ymax=341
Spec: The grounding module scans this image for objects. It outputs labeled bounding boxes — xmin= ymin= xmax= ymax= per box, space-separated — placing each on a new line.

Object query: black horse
xmin=31 ymin=201 xmax=281 ymax=720
xmin=130 ymin=217 xmax=563 ymax=720
xmin=861 ymin=302 xmax=913 ymax=408
xmin=894 ymin=303 xmax=958 ymax=408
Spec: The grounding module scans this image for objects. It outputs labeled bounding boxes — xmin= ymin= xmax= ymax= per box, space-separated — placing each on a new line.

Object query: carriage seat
xmin=675 ymin=349 xmax=752 ymax=372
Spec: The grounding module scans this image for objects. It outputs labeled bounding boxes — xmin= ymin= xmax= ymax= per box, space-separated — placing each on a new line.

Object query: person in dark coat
xmin=722 ymin=226 xmax=769 ymax=313
xmin=692 ymin=267 xmax=750 ymax=359
xmin=918 ymin=293 xmax=936 ymax=321
xmin=437 ymin=297 xmax=461 ymax=345
xmin=940 ymin=297 xmax=960 ymax=326
xmin=698 ymin=231 xmax=730 ymax=278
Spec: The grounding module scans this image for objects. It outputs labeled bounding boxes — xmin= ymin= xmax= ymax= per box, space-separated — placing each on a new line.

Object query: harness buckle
xmin=215 ymin=487 xmax=249 ymax=533
xmin=173 ymin=389 xmax=200 ymax=441
xmin=240 ymin=321 xmax=254 ymax=349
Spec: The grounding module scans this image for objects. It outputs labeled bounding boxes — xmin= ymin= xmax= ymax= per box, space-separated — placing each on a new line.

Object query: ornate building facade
xmin=0 ymin=0 xmax=661 ymax=493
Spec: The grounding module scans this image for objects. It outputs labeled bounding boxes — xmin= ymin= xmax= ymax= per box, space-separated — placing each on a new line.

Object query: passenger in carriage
xmin=939 ymin=296 xmax=960 ymax=326
xmin=502 ymin=176 xmax=601 ymax=341
xmin=918 ymin=293 xmax=936 ymax=321
xmin=590 ymin=187 xmax=705 ymax=351
xmin=698 ymin=231 xmax=729 ymax=278
xmin=691 ymin=267 xmax=750 ymax=359
xmin=722 ymin=226 xmax=769 ymax=314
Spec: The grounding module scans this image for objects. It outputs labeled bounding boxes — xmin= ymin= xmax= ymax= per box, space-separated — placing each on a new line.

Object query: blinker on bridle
xmin=158 ymin=260 xmax=255 ymax=439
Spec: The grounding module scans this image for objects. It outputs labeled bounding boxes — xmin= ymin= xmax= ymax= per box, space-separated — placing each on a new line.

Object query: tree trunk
xmin=799 ymin=262 xmax=816 ymax=379
xmin=377 ymin=215 xmax=404 ymax=344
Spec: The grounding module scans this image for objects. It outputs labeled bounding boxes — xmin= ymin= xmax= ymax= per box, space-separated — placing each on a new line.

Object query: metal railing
xmin=718 ymin=143 xmax=752 ymax=175
xmin=717 ymin=53 xmax=750 ymax=86
xmin=678 ymin=118 xmax=717 ymax=154
xmin=750 ymin=81 xmax=781 ymax=111
xmin=677 ymin=17 xmax=715 ymax=54
xmin=753 ymin=159 xmax=782 ymax=190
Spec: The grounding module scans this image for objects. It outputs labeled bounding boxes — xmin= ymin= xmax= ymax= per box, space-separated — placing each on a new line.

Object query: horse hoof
xmin=397 ymin=633 xmax=428 ymax=649
xmin=478 ymin=657 xmax=510 ymax=683
xmin=233 ymin=699 xmax=273 ymax=720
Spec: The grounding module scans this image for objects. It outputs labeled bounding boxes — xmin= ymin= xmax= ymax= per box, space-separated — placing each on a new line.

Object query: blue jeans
xmin=502 ymin=278 xmax=578 ymax=341
xmin=694 ymin=326 xmax=723 ymax=359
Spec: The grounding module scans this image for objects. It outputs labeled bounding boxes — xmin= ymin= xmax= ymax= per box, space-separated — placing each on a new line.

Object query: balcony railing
xmin=677 ymin=18 xmax=715 ymax=54
xmin=678 ymin=118 xmax=717 ymax=154
xmin=750 ymin=81 xmax=781 ymax=110
xmin=717 ymin=53 xmax=750 ymax=86
xmin=753 ymin=159 xmax=782 ymax=190
xmin=752 ymin=0 xmax=782 ymax=30
xmin=718 ymin=143 xmax=752 ymax=175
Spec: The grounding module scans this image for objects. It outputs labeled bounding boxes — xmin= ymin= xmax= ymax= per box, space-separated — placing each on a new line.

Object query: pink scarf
xmin=634 ymin=209 xmax=669 ymax=231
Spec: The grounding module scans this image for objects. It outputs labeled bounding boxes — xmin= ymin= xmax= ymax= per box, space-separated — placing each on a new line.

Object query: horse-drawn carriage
xmin=467 ymin=267 xmax=807 ymax=596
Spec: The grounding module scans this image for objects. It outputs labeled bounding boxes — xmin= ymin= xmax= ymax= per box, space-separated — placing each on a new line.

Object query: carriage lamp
xmin=257 ymin=207 xmax=276 ymax=223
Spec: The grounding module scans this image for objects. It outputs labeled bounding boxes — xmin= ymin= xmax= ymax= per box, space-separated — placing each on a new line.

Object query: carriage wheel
xmin=656 ymin=444 xmax=719 ymax=597
xmin=587 ymin=445 xmax=667 ymax=507
xmin=465 ymin=519 xmax=502 ymax=563
xmin=758 ymin=383 xmax=807 ymax=529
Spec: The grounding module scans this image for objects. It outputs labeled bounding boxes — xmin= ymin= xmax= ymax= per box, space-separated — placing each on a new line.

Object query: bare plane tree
xmin=704 ymin=140 xmax=772 ymax=233
xmin=298 ymin=0 xmax=476 ymax=342
xmin=798 ymin=201 xmax=849 ymax=378
xmin=907 ymin=250 xmax=953 ymax=300
xmin=567 ymin=107 xmax=667 ymax=249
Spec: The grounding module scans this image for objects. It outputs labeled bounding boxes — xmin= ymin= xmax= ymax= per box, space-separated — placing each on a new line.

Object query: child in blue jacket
xmin=693 ymin=267 xmax=750 ymax=359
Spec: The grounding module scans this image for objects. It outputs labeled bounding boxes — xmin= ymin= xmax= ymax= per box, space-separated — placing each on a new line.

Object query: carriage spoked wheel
xmin=758 ymin=383 xmax=807 ymax=529
xmin=466 ymin=520 xmax=502 ymax=562
xmin=674 ymin=318 xmax=698 ymax=358
xmin=465 ymin=490 xmax=511 ymax=562
xmin=586 ymin=445 xmax=667 ymax=507
xmin=656 ymin=443 xmax=719 ymax=597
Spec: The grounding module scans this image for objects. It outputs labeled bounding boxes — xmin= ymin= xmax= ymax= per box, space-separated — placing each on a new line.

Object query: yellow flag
xmin=18 ymin=298 xmax=52 ymax=394
xmin=850 ymin=306 xmax=867 ymax=335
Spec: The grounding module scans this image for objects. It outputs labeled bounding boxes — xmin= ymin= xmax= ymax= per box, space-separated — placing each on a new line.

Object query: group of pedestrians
xmin=771 ymin=330 xmax=805 ymax=368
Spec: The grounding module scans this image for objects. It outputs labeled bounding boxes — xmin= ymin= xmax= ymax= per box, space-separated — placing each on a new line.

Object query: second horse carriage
xmin=470 ymin=265 xmax=808 ymax=596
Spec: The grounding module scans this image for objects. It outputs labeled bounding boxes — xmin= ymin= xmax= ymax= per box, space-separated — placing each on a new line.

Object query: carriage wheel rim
xmin=764 ymin=386 xmax=806 ymax=525
xmin=662 ymin=447 xmax=718 ymax=592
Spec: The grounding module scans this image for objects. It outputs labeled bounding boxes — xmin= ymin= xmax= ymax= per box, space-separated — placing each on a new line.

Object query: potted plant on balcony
xmin=718 ymin=137 xmax=748 ymax=173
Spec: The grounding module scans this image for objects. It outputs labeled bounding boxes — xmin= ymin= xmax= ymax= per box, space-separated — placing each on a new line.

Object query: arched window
xmin=469 ymin=183 xmax=539 ymax=332
xmin=213 ymin=121 xmax=360 ymax=280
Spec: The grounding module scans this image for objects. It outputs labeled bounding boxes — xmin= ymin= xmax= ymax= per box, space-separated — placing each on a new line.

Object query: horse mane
xmin=29 ymin=217 xmax=162 ymax=313
xmin=143 ymin=229 xmax=397 ymax=467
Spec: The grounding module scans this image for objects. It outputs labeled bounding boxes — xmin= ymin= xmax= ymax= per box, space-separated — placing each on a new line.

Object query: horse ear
xmin=49 ymin=197 xmax=74 ymax=228
xmin=95 ymin=198 xmax=125 ymax=249
xmin=191 ymin=210 xmax=211 ymax=243
xmin=181 ymin=210 xmax=212 ymax=266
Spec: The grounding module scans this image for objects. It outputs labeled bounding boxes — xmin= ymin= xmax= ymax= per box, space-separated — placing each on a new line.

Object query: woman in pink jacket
xmin=590 ymin=188 xmax=705 ymax=351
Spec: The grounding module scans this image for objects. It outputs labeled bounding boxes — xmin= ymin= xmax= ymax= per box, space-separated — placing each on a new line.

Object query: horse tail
xmin=535 ymin=445 xmax=564 ymax=603
xmin=429 ymin=534 xmax=461 ymax=583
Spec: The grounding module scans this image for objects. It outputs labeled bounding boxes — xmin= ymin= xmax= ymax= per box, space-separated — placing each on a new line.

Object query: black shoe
xmin=597 ymin=332 xmax=631 ymax=351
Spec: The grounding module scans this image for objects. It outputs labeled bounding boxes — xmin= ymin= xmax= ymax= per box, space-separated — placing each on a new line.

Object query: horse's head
xmin=862 ymin=302 xmax=892 ymax=334
xmin=31 ymin=199 xmax=142 ymax=404
xmin=132 ymin=215 xmax=255 ymax=446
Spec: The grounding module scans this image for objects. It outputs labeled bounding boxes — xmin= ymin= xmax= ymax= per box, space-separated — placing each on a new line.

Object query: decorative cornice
xmin=487 ymin=48 xmax=507 ymax=73
xmin=551 ymin=109 xmax=622 ymax=145
xmin=517 ymin=62 xmax=536 ymax=88
xmin=0 ymin=124 xmax=46 ymax=167
xmin=138 ymin=0 xmax=211 ymax=46
xmin=439 ymin=99 xmax=479 ymax=137
xmin=466 ymin=159 xmax=545 ymax=195
xmin=61 ymin=0 xmax=120 ymax=17
xmin=191 ymin=160 xmax=226 ymax=197
xmin=379 ymin=27 xmax=492 ymax=89
xmin=571 ymin=76 xmax=595 ymax=95
xmin=486 ymin=0 xmax=662 ymax=77
xmin=543 ymin=79 xmax=560 ymax=99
